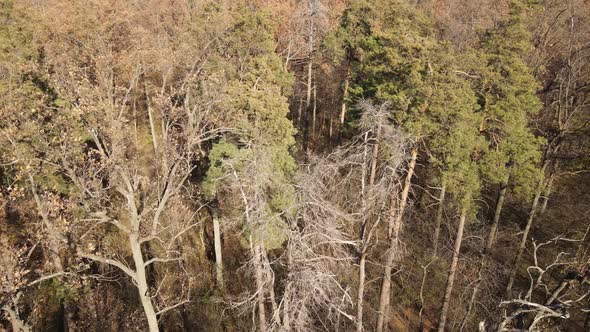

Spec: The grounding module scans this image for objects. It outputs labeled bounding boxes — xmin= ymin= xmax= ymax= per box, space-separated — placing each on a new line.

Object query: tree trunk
xmin=459 ymin=183 xmax=507 ymax=330
xmin=356 ymin=133 xmax=370 ymax=332
xmin=506 ymin=165 xmax=547 ymax=296
xmin=438 ymin=207 xmax=467 ymax=332
xmin=312 ymin=85 xmax=317 ymax=140
xmin=356 ymin=251 xmax=367 ymax=332
xmin=432 ymin=180 xmax=447 ymax=258
xmin=145 ymin=81 xmax=159 ymax=157
xmin=340 ymin=69 xmax=350 ymax=125
xmin=3 ymin=305 xmax=31 ymax=332
xmin=375 ymin=147 xmax=418 ymax=332
xmin=303 ymin=17 xmax=314 ymax=153
xmin=539 ymin=160 xmax=559 ymax=218
xmin=130 ymin=234 xmax=160 ymax=332
xmin=489 ymin=182 xmax=508 ymax=246
xmin=369 ymin=121 xmax=382 ymax=186
xmin=254 ymin=243 xmax=267 ymax=332
xmin=212 ymin=210 xmax=224 ymax=289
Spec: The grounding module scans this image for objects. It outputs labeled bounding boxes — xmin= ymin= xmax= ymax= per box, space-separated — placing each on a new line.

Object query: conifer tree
xmin=203 ymin=8 xmax=296 ymax=331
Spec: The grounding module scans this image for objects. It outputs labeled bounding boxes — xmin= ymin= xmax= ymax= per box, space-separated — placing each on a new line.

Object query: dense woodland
xmin=1 ymin=0 xmax=590 ymax=331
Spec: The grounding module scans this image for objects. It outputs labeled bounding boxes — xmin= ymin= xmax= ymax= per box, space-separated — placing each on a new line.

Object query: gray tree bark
xmin=129 ymin=233 xmax=160 ymax=332
xmin=438 ymin=207 xmax=467 ymax=332
xmin=375 ymin=147 xmax=418 ymax=332
xmin=506 ymin=164 xmax=547 ymax=296
xmin=432 ymin=180 xmax=447 ymax=258
xmin=212 ymin=210 xmax=224 ymax=289
xmin=489 ymin=182 xmax=508 ymax=246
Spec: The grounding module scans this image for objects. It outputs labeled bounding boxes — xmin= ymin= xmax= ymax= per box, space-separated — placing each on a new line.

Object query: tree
xmin=202 ymin=7 xmax=297 ymax=331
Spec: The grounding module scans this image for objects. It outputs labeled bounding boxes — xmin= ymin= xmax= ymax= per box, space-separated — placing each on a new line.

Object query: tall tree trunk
xmin=212 ymin=209 xmax=224 ymax=289
xmin=375 ymin=147 xmax=418 ymax=332
xmin=459 ymin=186 xmax=505 ymax=330
xmin=303 ymin=17 xmax=314 ymax=153
xmin=144 ymin=81 xmax=159 ymax=157
xmin=356 ymin=133 xmax=370 ymax=332
xmin=129 ymin=233 xmax=160 ymax=332
xmin=312 ymin=85 xmax=317 ymax=141
xmin=340 ymin=69 xmax=350 ymax=125
xmin=489 ymin=181 xmax=508 ymax=246
xmin=356 ymin=251 xmax=367 ymax=332
xmin=432 ymin=179 xmax=447 ymax=258
xmin=438 ymin=207 xmax=468 ymax=332
xmin=506 ymin=165 xmax=547 ymax=296
xmin=254 ymin=243 xmax=267 ymax=332
xmin=539 ymin=160 xmax=559 ymax=218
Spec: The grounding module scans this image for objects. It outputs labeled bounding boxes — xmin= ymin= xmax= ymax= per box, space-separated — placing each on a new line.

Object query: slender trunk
xmin=375 ymin=147 xmax=418 ymax=332
xmin=356 ymin=251 xmax=367 ymax=332
xmin=340 ymin=69 xmax=350 ymax=125
xmin=255 ymin=243 xmax=267 ymax=332
xmin=145 ymin=82 xmax=159 ymax=156
xmin=303 ymin=18 xmax=314 ymax=153
xmin=369 ymin=122 xmax=382 ymax=186
xmin=212 ymin=210 xmax=224 ymax=289
xmin=130 ymin=234 xmax=159 ymax=332
xmin=329 ymin=114 xmax=333 ymax=139
xmin=506 ymin=165 xmax=547 ymax=296
xmin=297 ymin=96 xmax=303 ymax=127
xmin=438 ymin=207 xmax=468 ymax=332
xmin=356 ymin=133 xmax=370 ymax=332
xmin=312 ymin=85 xmax=317 ymax=140
xmin=432 ymin=180 xmax=447 ymax=258
xmin=489 ymin=183 xmax=508 ymax=246
xmin=459 ymin=184 xmax=506 ymax=330
xmin=539 ymin=160 xmax=558 ymax=217
xmin=545 ymin=279 xmax=570 ymax=305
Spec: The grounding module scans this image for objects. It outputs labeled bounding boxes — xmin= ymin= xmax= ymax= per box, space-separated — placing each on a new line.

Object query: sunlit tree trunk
xmin=129 ymin=233 xmax=160 ymax=332
xmin=489 ymin=181 xmax=508 ymax=245
xmin=254 ymin=242 xmax=267 ymax=332
xmin=340 ymin=69 xmax=350 ymax=126
xmin=212 ymin=209 xmax=224 ymax=289
xmin=356 ymin=133 xmax=370 ymax=332
xmin=506 ymin=164 xmax=547 ymax=296
xmin=459 ymin=185 xmax=506 ymax=330
xmin=376 ymin=147 xmax=418 ymax=332
xmin=438 ymin=207 xmax=467 ymax=332
xmin=432 ymin=179 xmax=447 ymax=258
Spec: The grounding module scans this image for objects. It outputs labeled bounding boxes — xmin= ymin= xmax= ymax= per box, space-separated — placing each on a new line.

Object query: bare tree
xmin=496 ymin=234 xmax=590 ymax=331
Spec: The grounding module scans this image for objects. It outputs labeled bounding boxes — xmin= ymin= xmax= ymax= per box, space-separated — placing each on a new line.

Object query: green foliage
xmin=332 ymin=0 xmax=434 ymax=135
xmin=203 ymin=7 xmax=297 ymax=250
xmin=476 ymin=0 xmax=545 ymax=200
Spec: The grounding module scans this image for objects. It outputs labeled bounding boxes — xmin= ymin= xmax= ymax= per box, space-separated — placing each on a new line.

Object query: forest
xmin=1 ymin=0 xmax=589 ymax=331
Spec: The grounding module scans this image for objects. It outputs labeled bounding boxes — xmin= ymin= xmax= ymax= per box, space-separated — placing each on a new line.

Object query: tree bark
xmin=459 ymin=183 xmax=507 ymax=330
xmin=356 ymin=133 xmax=370 ymax=332
xmin=312 ymin=85 xmax=317 ymax=140
xmin=129 ymin=233 xmax=160 ymax=332
xmin=356 ymin=251 xmax=367 ymax=332
xmin=212 ymin=209 xmax=224 ymax=289
xmin=539 ymin=160 xmax=559 ymax=218
xmin=432 ymin=180 xmax=447 ymax=258
xmin=254 ymin=243 xmax=267 ymax=332
xmin=506 ymin=165 xmax=547 ymax=296
xmin=375 ymin=147 xmax=418 ymax=332
xmin=489 ymin=182 xmax=508 ymax=246
xmin=438 ymin=207 xmax=468 ymax=332
xmin=340 ymin=69 xmax=350 ymax=125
